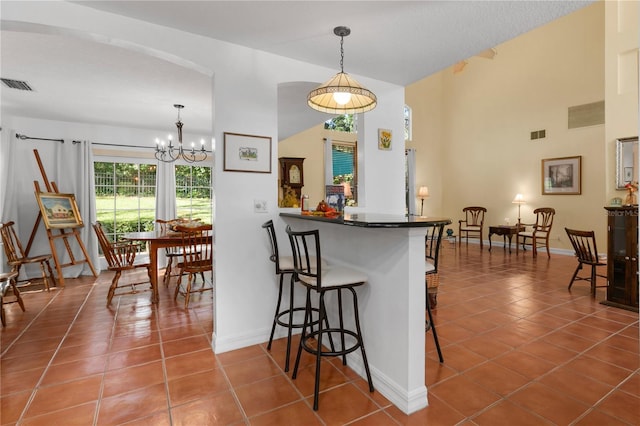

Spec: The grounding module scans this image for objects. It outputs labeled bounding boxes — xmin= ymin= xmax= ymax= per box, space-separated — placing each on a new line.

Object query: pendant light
xmin=307 ymin=26 xmax=377 ymax=114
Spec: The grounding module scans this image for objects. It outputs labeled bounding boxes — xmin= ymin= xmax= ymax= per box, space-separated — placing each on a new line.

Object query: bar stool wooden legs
xmin=286 ymin=226 xmax=374 ymax=410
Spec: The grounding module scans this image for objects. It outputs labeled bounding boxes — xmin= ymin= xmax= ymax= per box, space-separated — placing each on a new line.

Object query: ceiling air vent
xmin=1 ymin=78 xmax=33 ymax=91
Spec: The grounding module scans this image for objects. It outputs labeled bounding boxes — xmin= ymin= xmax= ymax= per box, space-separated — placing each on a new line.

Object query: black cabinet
xmin=603 ymin=206 xmax=639 ymax=311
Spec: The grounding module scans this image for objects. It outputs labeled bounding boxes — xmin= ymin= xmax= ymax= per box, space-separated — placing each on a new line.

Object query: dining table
xmin=122 ymin=228 xmax=212 ymax=303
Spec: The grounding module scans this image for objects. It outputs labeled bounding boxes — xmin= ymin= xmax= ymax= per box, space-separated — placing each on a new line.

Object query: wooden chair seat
xmin=565 ymin=228 xmax=607 ymax=297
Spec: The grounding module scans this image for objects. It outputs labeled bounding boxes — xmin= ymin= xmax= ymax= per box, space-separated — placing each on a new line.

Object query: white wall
xmin=1 ymin=1 xmax=406 ymax=353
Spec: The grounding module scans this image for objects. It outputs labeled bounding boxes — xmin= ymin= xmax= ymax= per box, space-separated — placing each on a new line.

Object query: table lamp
xmin=418 ymin=186 xmax=430 ymax=216
xmin=512 ymin=193 xmax=525 ymax=226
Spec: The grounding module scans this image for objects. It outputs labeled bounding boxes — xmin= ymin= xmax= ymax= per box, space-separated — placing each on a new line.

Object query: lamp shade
xmin=512 ymin=193 xmax=525 ymax=204
xmin=308 ymin=72 xmax=377 ymax=114
xmin=418 ymin=186 xmax=430 ymax=199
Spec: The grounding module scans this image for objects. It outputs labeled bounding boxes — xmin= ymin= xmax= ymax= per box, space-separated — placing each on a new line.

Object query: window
xmin=94 ymin=161 xmax=156 ymax=243
xmin=404 ymin=105 xmax=412 ymax=141
xmin=176 ymin=165 xmax=212 ymax=223
xmin=324 ymin=114 xmax=356 ymax=132
xmin=332 ymin=141 xmax=357 ymax=205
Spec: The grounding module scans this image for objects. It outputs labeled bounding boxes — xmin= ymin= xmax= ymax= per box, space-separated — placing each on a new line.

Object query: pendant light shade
xmin=308 ymin=26 xmax=377 ymax=114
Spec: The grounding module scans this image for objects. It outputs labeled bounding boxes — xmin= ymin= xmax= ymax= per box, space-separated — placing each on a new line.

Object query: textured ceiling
xmin=1 ymin=1 xmax=593 ymax=138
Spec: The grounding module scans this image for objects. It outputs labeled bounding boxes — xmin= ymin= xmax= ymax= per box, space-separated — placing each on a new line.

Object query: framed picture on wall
xmin=541 ymin=156 xmax=582 ymax=195
xmin=35 ymin=192 xmax=84 ymax=229
xmin=223 ymin=132 xmax=272 ymax=173
xmin=378 ymin=129 xmax=392 ymax=150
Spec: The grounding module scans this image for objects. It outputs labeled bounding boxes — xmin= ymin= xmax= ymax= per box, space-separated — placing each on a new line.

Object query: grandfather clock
xmin=279 ymin=157 xmax=305 ymax=201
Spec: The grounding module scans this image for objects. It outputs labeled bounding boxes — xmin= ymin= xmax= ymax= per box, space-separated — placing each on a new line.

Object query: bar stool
xmin=286 ymin=226 xmax=374 ymax=411
xmin=1 ymin=271 xmax=24 ymax=327
xmin=425 ymin=222 xmax=445 ymax=362
xmin=262 ymin=220 xmax=326 ymax=372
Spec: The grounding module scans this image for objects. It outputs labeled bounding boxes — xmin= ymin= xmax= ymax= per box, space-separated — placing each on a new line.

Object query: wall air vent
xmin=1 ymin=78 xmax=33 ymax=91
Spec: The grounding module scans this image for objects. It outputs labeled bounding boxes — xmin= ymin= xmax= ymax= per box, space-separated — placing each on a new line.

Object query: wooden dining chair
xmin=0 ymin=221 xmax=56 ymax=291
xmin=174 ymin=223 xmax=213 ymax=308
xmin=93 ymin=222 xmax=153 ymax=306
xmin=565 ymin=228 xmax=607 ymax=297
xmin=1 ymin=271 xmax=24 ymax=327
xmin=516 ymin=207 xmax=556 ymax=258
xmin=458 ymin=207 xmax=487 ymax=248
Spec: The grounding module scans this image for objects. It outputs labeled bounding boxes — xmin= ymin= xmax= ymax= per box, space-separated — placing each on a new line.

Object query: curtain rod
xmin=323 ymin=137 xmax=354 ymax=144
xmin=16 ymin=133 xmax=81 ymax=144
xmin=92 ymin=141 xmax=212 ymax=153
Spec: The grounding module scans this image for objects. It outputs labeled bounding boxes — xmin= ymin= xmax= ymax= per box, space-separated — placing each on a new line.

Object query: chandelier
xmin=155 ymin=104 xmax=207 ymax=163
xmin=307 ymin=26 xmax=377 ymax=114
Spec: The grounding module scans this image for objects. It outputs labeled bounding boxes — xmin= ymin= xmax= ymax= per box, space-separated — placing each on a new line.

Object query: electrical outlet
xmin=254 ymin=200 xmax=267 ymax=213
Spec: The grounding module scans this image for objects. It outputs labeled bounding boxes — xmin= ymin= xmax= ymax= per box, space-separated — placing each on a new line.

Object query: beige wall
xmin=407 ymin=2 xmax=615 ymax=251
xmin=605 ymin=0 xmax=639 ymax=200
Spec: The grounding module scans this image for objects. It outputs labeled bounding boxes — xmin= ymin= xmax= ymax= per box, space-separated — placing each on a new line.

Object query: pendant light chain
xmin=339 ymin=34 xmax=345 ymax=73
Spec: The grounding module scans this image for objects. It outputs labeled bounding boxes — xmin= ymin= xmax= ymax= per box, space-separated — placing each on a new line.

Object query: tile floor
xmin=1 ymin=244 xmax=639 ymax=425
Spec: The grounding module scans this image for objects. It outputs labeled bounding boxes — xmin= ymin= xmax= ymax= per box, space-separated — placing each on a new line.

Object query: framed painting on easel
xmin=35 ymin=192 xmax=84 ymax=229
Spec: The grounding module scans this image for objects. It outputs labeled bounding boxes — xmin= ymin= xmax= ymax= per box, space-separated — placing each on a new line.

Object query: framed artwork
xmin=223 ymin=132 xmax=272 ymax=173
xmin=541 ymin=156 xmax=582 ymax=195
xmin=378 ymin=129 xmax=392 ymax=150
xmin=35 ymin=192 xmax=84 ymax=229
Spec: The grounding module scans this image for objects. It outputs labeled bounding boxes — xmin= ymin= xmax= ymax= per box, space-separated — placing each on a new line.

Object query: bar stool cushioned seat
xmin=286 ymin=226 xmax=374 ymax=411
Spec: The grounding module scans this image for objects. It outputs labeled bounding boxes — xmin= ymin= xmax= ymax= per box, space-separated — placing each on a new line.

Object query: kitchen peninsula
xmin=280 ymin=212 xmax=451 ymax=414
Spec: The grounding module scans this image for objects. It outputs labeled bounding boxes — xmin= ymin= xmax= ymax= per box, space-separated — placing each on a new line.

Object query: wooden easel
xmin=25 ymin=149 xmax=97 ymax=286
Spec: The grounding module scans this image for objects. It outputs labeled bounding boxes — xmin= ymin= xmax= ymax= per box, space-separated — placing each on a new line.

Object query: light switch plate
xmin=254 ymin=200 xmax=267 ymax=213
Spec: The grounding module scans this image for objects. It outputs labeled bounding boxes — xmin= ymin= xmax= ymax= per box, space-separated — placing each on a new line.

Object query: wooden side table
xmin=488 ymin=225 xmax=523 ymax=253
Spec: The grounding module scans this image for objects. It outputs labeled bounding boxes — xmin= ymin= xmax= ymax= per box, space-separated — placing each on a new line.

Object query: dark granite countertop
xmin=280 ymin=212 xmax=452 ymax=228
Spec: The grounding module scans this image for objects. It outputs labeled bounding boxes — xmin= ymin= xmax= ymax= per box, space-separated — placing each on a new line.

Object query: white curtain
xmin=324 ymin=137 xmax=333 ymax=185
xmin=57 ymin=140 xmax=100 ymax=276
xmin=155 ymin=161 xmax=177 ymax=221
xmin=406 ymin=148 xmax=417 ymax=216
xmin=154 ymin=160 xmax=176 ymax=268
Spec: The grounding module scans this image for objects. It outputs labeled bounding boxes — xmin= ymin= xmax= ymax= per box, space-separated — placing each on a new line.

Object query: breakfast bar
xmin=280 ymin=212 xmax=451 ymax=414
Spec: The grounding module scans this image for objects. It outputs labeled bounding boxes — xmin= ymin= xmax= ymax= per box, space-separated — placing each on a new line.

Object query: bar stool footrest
xmin=302 ymin=328 xmax=362 ymax=358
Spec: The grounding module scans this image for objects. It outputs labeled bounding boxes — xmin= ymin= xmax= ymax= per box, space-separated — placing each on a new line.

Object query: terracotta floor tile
xmin=39 ymin=355 xmax=108 ymax=386
xmin=248 ymin=400 xmax=324 ymax=426
xmin=429 ymin=375 xmax=501 ymax=417
xmin=234 ymin=375 xmax=302 ymax=418
xmin=434 ymin=344 xmax=488 ymax=373
xmin=24 ymin=375 xmax=103 ymax=419
xmin=573 ymin=408 xmax=633 ymax=426
xmin=385 ymin=393 xmax=465 ymax=426
xmin=538 ymin=367 xmax=614 ymax=405
xmin=102 ymin=360 xmax=165 ymax=397
xmin=216 ymin=344 xmax=265 ymax=366
xmin=97 ymin=382 xmax=168 ymax=425
xmin=464 ymin=361 xmax=530 ymax=396
xmin=618 ymin=371 xmax=639 ymax=397
xmin=564 ymin=355 xmax=635 ymax=387
xmin=459 ymin=336 xmax=514 ymax=359
xmin=0 ymin=390 xmax=32 ymax=424
xmin=106 ymin=344 xmax=162 ymax=370
xmin=584 ymin=344 xmax=639 ymax=371
xmin=348 ymin=410 xmax=400 ymax=425
xmin=543 ymin=329 xmax=599 ymax=352
xmin=518 ymin=339 xmax=578 ymax=364
xmin=493 ymin=349 xmax=556 ymax=380
xmin=223 ymin=354 xmax=283 ymax=388
xmin=509 ymin=382 xmax=589 ymax=425
xmin=471 ymin=400 xmax=553 ymax=426
xmin=290 ymin=359 xmax=350 ymax=398
xmin=171 ymin=392 xmax=244 ymax=426
xmin=164 ymin=348 xmax=220 ymax=380
xmin=595 ymin=389 xmax=640 ymax=425
xmin=162 ymin=334 xmax=211 ymax=357
xmin=19 ymin=401 xmax=97 ymax=426
xmin=1 ymin=366 xmax=45 ymax=396
xmin=309 ymin=383 xmax=380 ymax=424
xmin=167 ymin=368 xmax=230 ymax=406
